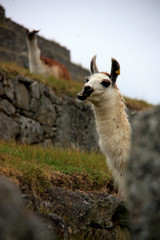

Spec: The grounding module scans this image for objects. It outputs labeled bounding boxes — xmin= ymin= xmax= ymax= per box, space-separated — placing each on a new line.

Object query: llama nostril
xmin=84 ymin=86 xmax=91 ymax=90
xmin=77 ymin=86 xmax=93 ymax=101
xmin=84 ymin=86 xmax=93 ymax=93
xmin=83 ymin=86 xmax=94 ymax=97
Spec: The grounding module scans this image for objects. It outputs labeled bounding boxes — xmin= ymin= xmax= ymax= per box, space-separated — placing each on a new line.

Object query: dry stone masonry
xmin=0 ymin=72 xmax=99 ymax=150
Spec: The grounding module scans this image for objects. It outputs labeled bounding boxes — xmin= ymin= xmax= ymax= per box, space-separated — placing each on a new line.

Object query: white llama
xmin=77 ymin=56 xmax=131 ymax=197
xmin=26 ymin=29 xmax=70 ymax=80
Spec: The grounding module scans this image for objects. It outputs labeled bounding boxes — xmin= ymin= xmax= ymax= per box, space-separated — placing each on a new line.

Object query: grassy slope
xmin=0 ymin=61 xmax=83 ymax=98
xmin=0 ymin=61 xmax=154 ymax=110
xmin=0 ymin=141 xmax=112 ymax=195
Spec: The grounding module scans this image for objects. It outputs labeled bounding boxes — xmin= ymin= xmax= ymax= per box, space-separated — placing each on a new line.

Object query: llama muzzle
xmin=77 ymin=86 xmax=94 ymax=101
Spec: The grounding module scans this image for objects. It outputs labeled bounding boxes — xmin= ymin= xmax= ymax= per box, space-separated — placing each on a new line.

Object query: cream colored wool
xmin=78 ymin=58 xmax=131 ymax=198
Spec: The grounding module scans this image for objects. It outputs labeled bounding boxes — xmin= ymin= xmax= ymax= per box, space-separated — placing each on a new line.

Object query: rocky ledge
xmin=0 ymin=177 xmax=129 ymax=240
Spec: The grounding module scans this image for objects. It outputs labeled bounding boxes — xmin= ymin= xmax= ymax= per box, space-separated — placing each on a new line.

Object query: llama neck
xmin=92 ymin=89 xmax=128 ymax=132
xmin=26 ymin=38 xmax=43 ymax=73
xmin=92 ymin=88 xmax=131 ymax=165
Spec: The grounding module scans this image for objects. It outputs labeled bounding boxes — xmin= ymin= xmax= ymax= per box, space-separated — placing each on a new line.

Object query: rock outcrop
xmin=25 ymin=187 xmax=130 ymax=240
xmin=0 ymin=176 xmax=130 ymax=240
xmin=127 ymin=106 xmax=160 ymax=240
xmin=0 ymin=72 xmax=99 ymax=151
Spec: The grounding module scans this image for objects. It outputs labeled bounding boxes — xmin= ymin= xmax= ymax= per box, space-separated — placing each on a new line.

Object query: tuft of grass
xmin=0 ymin=141 xmax=111 ymax=194
xmin=0 ymin=61 xmax=29 ymax=76
xmin=124 ymin=96 xmax=154 ymax=111
xmin=44 ymin=75 xmax=83 ymax=98
xmin=0 ymin=22 xmax=11 ymax=30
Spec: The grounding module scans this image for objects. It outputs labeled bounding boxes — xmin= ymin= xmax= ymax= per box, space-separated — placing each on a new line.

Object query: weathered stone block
xmin=3 ymin=79 xmax=15 ymax=102
xmin=55 ymin=98 xmax=99 ymax=150
xmin=0 ymin=99 xmax=15 ymax=115
xmin=0 ymin=112 xmax=19 ymax=140
xmin=15 ymin=83 xmax=30 ymax=110
xmin=36 ymin=95 xmax=56 ymax=126
xmin=30 ymin=98 xmax=40 ymax=113
xmin=19 ymin=116 xmax=44 ymax=144
xmin=30 ymin=81 xmax=40 ymax=99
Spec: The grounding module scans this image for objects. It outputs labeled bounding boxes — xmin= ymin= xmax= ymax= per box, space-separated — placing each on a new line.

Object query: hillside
xmin=0 ymin=5 xmax=90 ymax=82
xmin=0 ymin=140 xmax=112 ymax=193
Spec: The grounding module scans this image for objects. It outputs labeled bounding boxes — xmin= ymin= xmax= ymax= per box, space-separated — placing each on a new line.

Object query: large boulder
xmin=24 ymin=187 xmax=130 ymax=240
xmin=127 ymin=106 xmax=160 ymax=240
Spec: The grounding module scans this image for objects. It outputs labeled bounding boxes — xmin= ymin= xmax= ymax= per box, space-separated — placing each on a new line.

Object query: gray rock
xmin=42 ymin=125 xmax=56 ymax=138
xmin=24 ymin=186 xmax=130 ymax=240
xmin=19 ymin=116 xmax=44 ymax=144
xmin=49 ymin=88 xmax=62 ymax=104
xmin=0 ymin=99 xmax=15 ymax=115
xmin=0 ymin=112 xmax=19 ymax=140
xmin=16 ymin=75 xmax=34 ymax=84
xmin=30 ymin=81 xmax=40 ymax=99
xmin=4 ymin=79 xmax=15 ymax=102
xmin=127 ymin=106 xmax=160 ymax=240
xmin=36 ymin=95 xmax=56 ymax=126
xmin=30 ymin=98 xmax=40 ymax=113
xmin=15 ymin=83 xmax=30 ymax=110
xmin=55 ymin=99 xmax=99 ymax=151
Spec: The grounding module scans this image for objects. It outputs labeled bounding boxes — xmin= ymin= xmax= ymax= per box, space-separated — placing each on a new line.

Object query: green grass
xmin=0 ymin=141 xmax=111 ymax=194
xmin=0 ymin=61 xmax=83 ymax=98
xmin=124 ymin=96 xmax=154 ymax=111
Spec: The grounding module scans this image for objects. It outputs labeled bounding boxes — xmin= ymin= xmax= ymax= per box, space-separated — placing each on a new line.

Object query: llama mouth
xmin=77 ymin=92 xmax=87 ymax=100
xmin=77 ymin=87 xmax=94 ymax=101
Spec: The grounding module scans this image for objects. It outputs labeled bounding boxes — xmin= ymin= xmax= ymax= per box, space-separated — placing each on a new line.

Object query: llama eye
xmin=86 ymin=78 xmax=89 ymax=83
xmin=101 ymin=80 xmax=111 ymax=88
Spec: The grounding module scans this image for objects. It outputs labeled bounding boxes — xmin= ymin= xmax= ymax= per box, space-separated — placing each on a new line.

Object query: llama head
xmin=77 ymin=55 xmax=120 ymax=103
xmin=26 ymin=29 xmax=40 ymax=40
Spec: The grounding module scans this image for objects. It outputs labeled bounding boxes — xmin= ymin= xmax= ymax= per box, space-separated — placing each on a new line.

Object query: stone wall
xmin=0 ymin=5 xmax=90 ymax=81
xmin=0 ymin=71 xmax=99 ymax=151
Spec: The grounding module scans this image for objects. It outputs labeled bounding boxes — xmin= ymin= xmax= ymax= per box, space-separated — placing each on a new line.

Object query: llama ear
xmin=110 ymin=58 xmax=120 ymax=85
xmin=90 ymin=55 xmax=99 ymax=74
xmin=33 ymin=30 xmax=40 ymax=35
